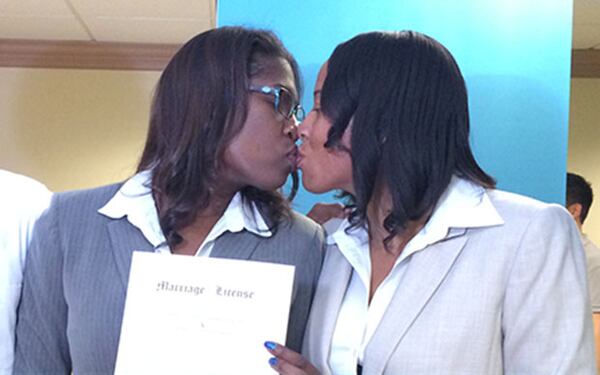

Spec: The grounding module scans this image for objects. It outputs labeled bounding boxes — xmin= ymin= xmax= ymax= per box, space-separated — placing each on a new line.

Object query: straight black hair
xmin=321 ymin=31 xmax=495 ymax=245
xmin=137 ymin=26 xmax=301 ymax=248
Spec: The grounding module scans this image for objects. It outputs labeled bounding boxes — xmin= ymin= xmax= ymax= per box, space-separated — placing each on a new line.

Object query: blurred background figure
xmin=567 ymin=172 xmax=600 ymax=310
xmin=0 ymin=169 xmax=52 ymax=375
xmin=566 ymin=172 xmax=600 ymax=369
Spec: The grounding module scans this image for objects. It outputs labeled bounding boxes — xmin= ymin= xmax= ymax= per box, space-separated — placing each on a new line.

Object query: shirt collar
xmin=98 ymin=171 xmax=272 ymax=249
xmin=413 ymin=175 xmax=504 ymax=244
xmin=326 ymin=176 xmax=504 ymax=260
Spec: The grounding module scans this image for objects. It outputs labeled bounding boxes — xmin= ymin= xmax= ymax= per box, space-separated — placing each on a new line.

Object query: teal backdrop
xmin=218 ymin=0 xmax=574 ymax=213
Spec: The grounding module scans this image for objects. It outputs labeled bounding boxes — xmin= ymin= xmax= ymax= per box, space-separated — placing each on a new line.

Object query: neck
xmin=366 ymin=193 xmax=392 ymax=246
xmin=366 ymin=185 xmax=427 ymax=255
xmin=200 ymin=187 xmax=238 ymax=218
xmin=168 ymin=182 xmax=240 ymax=256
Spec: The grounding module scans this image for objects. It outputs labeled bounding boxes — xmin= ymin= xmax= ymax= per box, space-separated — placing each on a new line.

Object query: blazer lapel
xmin=304 ymin=246 xmax=353 ymax=371
xmin=106 ymin=219 xmax=154 ymax=291
xmin=364 ymin=230 xmax=469 ymax=374
xmin=210 ymin=230 xmax=263 ymax=260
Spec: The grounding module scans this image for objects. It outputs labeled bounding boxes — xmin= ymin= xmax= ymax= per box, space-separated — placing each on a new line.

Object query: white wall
xmin=569 ymin=78 xmax=600 ymax=245
xmin=0 ymin=67 xmax=160 ymax=192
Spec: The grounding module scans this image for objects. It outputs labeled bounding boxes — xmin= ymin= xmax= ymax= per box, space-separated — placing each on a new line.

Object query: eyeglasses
xmin=248 ymin=85 xmax=305 ymax=122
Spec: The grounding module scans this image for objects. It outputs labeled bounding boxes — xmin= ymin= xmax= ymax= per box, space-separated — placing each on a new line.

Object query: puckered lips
xmin=286 ymin=145 xmax=299 ymax=171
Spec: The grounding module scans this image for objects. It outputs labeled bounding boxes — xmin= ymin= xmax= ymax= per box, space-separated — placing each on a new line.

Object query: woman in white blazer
xmin=264 ymin=31 xmax=596 ymax=374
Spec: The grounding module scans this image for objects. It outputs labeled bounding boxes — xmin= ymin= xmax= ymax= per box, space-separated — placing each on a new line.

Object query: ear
xmin=567 ymin=203 xmax=582 ymax=221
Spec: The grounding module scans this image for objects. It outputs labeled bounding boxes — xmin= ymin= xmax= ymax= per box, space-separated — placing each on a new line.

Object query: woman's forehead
xmin=252 ymin=57 xmax=293 ymax=80
xmin=315 ymin=61 xmax=329 ymax=90
xmin=251 ymin=57 xmax=297 ymax=96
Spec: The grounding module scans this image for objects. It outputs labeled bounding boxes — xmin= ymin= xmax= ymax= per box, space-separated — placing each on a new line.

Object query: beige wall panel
xmin=0 ymin=67 xmax=160 ymax=192
xmin=569 ymin=78 xmax=600 ymax=245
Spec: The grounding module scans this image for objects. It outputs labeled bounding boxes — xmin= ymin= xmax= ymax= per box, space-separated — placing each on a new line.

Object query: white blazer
xmin=302 ymin=189 xmax=596 ymax=375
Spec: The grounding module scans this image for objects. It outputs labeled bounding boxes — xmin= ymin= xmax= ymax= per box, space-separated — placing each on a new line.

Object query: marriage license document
xmin=114 ymin=252 xmax=295 ymax=375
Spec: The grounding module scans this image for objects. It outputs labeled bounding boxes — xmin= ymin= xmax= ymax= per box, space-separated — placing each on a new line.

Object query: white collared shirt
xmin=328 ymin=177 xmax=504 ymax=374
xmin=0 ymin=170 xmax=52 ymax=375
xmin=98 ymin=171 xmax=272 ymax=256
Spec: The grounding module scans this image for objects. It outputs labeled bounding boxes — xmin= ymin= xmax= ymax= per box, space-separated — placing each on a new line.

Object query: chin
xmin=301 ymin=175 xmax=328 ymax=194
xmin=258 ymin=174 xmax=289 ymax=192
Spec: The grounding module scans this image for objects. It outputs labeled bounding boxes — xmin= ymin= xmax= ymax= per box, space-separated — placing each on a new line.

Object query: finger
xmin=307 ymin=203 xmax=346 ymax=224
xmin=309 ymin=203 xmax=342 ymax=213
xmin=268 ymin=357 xmax=302 ymax=375
xmin=332 ymin=206 xmax=347 ymax=218
xmin=321 ymin=204 xmax=345 ymax=216
xmin=264 ymin=341 xmax=309 ymax=368
xmin=269 ymin=356 xmax=320 ymax=375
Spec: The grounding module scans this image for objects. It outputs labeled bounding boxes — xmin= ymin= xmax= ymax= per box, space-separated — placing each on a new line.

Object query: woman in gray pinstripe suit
xmin=14 ymin=27 xmax=324 ymax=375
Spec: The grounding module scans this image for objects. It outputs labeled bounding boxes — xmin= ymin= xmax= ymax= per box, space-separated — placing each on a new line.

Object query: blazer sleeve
xmin=502 ymin=204 xmax=596 ymax=374
xmin=13 ymin=195 xmax=72 ymax=375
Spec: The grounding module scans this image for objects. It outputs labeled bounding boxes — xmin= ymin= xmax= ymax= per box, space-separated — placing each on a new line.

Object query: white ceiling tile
xmin=3 ymin=0 xmax=599 ymax=51
xmin=0 ymin=0 xmax=89 ymax=41
xmin=572 ymin=0 xmax=600 ymax=49
xmin=573 ymin=24 xmax=600 ymax=49
xmin=85 ymin=17 xmax=213 ymax=44
xmin=0 ymin=0 xmax=74 ymax=17
xmin=69 ymin=0 xmax=213 ymax=21
xmin=574 ymin=0 xmax=600 ymax=22
xmin=0 ymin=16 xmax=90 ymax=40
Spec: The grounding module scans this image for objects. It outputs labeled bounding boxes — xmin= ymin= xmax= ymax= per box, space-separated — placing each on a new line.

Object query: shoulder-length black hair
xmin=137 ymin=26 xmax=301 ymax=248
xmin=321 ymin=31 xmax=495 ymax=242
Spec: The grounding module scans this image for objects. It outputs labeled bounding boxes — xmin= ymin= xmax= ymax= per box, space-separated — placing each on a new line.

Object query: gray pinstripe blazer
xmin=14 ymin=183 xmax=324 ymax=375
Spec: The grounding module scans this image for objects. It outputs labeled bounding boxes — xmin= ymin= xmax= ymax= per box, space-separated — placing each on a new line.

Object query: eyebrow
xmin=279 ymin=84 xmax=299 ymax=100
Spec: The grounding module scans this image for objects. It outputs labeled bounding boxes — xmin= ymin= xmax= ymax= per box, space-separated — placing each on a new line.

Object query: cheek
xmin=300 ymin=120 xmax=335 ymax=192
xmin=225 ymin=114 xmax=292 ymax=189
xmin=302 ymin=148 xmax=352 ymax=193
xmin=302 ymin=117 xmax=330 ymax=153
xmin=239 ymin=112 xmax=284 ymax=159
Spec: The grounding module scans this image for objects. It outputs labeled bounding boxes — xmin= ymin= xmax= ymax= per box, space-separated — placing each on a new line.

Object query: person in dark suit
xmin=14 ymin=27 xmax=323 ymax=375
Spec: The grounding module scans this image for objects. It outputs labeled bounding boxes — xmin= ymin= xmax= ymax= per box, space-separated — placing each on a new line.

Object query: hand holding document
xmin=115 ymin=252 xmax=295 ymax=375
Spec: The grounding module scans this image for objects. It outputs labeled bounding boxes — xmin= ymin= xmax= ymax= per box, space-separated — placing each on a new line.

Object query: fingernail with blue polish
xmin=264 ymin=341 xmax=277 ymax=350
xmin=269 ymin=357 xmax=278 ymax=366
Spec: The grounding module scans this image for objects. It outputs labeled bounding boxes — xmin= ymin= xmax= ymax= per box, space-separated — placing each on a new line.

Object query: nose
xmin=283 ymin=117 xmax=299 ymax=141
xmin=297 ymin=117 xmax=309 ymax=141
